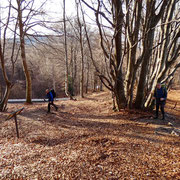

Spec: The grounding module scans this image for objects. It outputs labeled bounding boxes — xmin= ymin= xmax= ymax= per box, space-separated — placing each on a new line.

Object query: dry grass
xmin=0 ymin=90 xmax=179 ymax=179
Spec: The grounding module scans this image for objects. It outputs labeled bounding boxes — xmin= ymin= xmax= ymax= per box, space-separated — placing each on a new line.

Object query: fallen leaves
xmin=0 ymin=90 xmax=180 ymax=179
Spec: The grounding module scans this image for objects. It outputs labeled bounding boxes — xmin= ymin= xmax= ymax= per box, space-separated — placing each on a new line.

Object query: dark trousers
xmin=156 ymin=100 xmax=165 ymax=118
xmin=48 ymin=101 xmax=57 ymax=112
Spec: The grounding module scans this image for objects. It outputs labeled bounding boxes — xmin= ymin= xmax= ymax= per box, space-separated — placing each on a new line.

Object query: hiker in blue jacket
xmin=153 ymin=83 xmax=167 ymax=120
xmin=46 ymin=89 xmax=58 ymax=113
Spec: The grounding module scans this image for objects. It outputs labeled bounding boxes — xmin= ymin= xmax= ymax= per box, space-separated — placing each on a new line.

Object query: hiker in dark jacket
xmin=46 ymin=89 xmax=58 ymax=113
xmin=153 ymin=83 xmax=167 ymax=120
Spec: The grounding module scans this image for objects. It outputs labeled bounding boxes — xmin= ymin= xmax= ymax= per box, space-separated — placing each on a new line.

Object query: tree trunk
xmin=114 ymin=71 xmax=127 ymax=110
xmin=63 ymin=0 xmax=69 ymax=97
xmin=0 ymin=42 xmax=12 ymax=111
xmin=80 ymin=42 xmax=84 ymax=98
xmin=134 ymin=3 xmax=156 ymax=108
xmin=125 ymin=1 xmax=142 ymax=108
xmin=73 ymin=47 xmax=77 ymax=95
xmin=76 ymin=1 xmax=84 ymax=98
xmin=52 ymin=67 xmax=56 ymax=91
xmin=86 ymin=60 xmax=90 ymax=94
xmin=112 ymin=0 xmax=126 ymax=110
xmin=0 ymin=84 xmax=11 ymax=111
xmin=93 ymin=72 xmax=97 ymax=92
xmin=0 ymin=85 xmax=2 ymax=100
xmin=17 ymin=0 xmax=32 ymax=104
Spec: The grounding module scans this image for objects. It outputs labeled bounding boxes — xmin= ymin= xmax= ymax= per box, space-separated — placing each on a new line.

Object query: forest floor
xmin=0 ymin=90 xmax=180 ymax=179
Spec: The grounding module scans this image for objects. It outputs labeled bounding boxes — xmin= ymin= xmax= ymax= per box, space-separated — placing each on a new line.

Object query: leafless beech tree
xmin=61 ymin=2 xmax=98 ymax=98
xmin=80 ymin=0 xmax=180 ymax=110
xmin=76 ymin=0 xmax=85 ymax=98
xmin=0 ymin=1 xmax=19 ymax=111
xmin=13 ymin=0 xmax=48 ymax=103
xmin=63 ymin=0 xmax=69 ymax=98
xmin=15 ymin=0 xmax=33 ymax=103
xmin=0 ymin=0 xmax=51 ymax=105
xmin=144 ymin=0 xmax=180 ymax=108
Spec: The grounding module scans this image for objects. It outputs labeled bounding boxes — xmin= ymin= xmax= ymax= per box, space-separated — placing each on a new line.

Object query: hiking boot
xmin=162 ymin=115 xmax=165 ymax=120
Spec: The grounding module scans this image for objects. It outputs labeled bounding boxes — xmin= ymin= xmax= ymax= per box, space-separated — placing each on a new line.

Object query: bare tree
xmin=76 ymin=0 xmax=84 ymax=98
xmin=63 ymin=0 xmax=70 ymax=98
xmin=0 ymin=1 xmax=19 ymax=111
xmin=80 ymin=0 xmax=180 ymax=110
xmin=144 ymin=0 xmax=180 ymax=108
xmin=16 ymin=0 xmax=32 ymax=103
xmin=11 ymin=0 xmax=48 ymax=103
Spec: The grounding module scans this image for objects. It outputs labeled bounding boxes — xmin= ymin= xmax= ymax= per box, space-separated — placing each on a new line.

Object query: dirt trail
xmin=0 ymin=90 xmax=180 ymax=179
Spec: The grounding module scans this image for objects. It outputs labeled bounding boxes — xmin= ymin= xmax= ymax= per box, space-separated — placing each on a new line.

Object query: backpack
xmin=161 ymin=84 xmax=167 ymax=95
xmin=50 ymin=89 xmax=56 ymax=98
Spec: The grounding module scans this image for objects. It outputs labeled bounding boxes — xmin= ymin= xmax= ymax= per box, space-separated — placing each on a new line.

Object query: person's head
xmin=156 ymin=83 xmax=161 ymax=89
xmin=46 ymin=89 xmax=49 ymax=94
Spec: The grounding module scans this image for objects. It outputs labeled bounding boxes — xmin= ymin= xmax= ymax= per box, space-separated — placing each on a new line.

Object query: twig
xmin=172 ymin=102 xmax=177 ymax=109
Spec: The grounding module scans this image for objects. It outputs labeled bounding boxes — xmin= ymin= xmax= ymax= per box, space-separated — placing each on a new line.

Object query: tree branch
xmin=81 ymin=0 xmax=114 ymax=27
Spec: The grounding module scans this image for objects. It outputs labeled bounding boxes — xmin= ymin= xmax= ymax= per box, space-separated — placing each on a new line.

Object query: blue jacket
xmin=47 ymin=91 xmax=54 ymax=102
xmin=154 ymin=87 xmax=167 ymax=100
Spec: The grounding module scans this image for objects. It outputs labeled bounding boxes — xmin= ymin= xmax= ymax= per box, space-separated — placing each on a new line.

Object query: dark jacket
xmin=46 ymin=91 xmax=54 ymax=102
xmin=154 ymin=87 xmax=167 ymax=100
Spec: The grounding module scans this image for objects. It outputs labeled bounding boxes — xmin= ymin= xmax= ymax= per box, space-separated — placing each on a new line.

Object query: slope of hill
xmin=0 ymin=90 xmax=179 ymax=179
